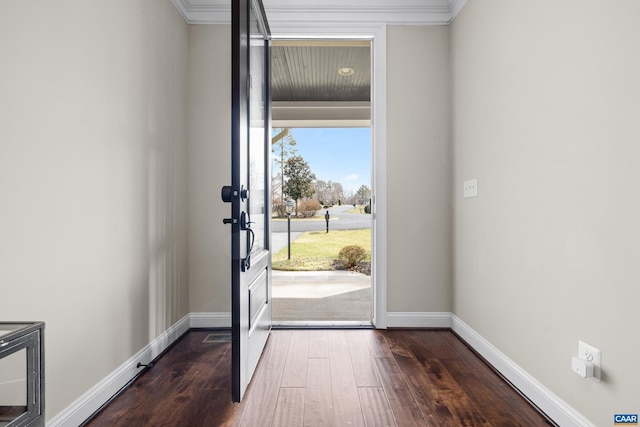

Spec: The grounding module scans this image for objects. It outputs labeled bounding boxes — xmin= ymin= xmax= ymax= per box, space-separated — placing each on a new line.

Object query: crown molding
xmin=448 ymin=0 xmax=468 ymax=22
xmin=171 ymin=0 xmax=468 ymax=25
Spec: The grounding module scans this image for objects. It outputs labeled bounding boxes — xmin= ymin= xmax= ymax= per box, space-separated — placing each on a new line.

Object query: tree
xmin=356 ymin=185 xmax=371 ymax=205
xmin=272 ymin=173 xmax=286 ymax=216
xmin=325 ymin=180 xmax=334 ymax=204
xmin=314 ymin=179 xmax=345 ymax=206
xmin=272 ymin=128 xmax=297 ymax=207
xmin=315 ymin=179 xmax=327 ymax=204
xmin=345 ymin=190 xmax=356 ymax=205
xmin=283 ymin=156 xmax=316 ymax=214
xmin=331 ymin=182 xmax=345 ymax=205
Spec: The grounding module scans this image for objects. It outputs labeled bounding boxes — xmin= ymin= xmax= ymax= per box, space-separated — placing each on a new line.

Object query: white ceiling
xmin=171 ymin=0 xmax=468 ymax=26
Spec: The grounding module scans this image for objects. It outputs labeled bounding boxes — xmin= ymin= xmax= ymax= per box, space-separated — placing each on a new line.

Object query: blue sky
xmin=273 ymin=128 xmax=371 ymax=195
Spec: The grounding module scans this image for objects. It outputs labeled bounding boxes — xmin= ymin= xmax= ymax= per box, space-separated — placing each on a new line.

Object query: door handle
xmin=240 ymin=211 xmax=254 ymax=272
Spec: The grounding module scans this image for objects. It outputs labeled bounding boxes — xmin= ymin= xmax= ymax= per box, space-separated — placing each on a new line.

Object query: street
xmin=271 ymin=204 xmax=371 ymax=233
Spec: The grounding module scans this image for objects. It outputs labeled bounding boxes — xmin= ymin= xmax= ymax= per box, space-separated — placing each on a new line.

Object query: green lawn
xmin=272 ymin=229 xmax=371 ymax=271
xmin=346 ymin=205 xmax=367 ymax=214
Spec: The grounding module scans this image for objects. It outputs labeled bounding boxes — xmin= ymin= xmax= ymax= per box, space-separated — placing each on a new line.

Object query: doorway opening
xmin=269 ymin=39 xmax=373 ymax=326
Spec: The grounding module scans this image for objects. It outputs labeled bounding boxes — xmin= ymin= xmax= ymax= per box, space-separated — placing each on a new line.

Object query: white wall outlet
xmin=578 ymin=340 xmax=601 ymax=382
xmin=463 ymin=178 xmax=478 ymax=198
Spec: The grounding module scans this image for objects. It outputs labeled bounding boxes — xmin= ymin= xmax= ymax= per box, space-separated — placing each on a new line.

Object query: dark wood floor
xmin=85 ymin=329 xmax=553 ymax=427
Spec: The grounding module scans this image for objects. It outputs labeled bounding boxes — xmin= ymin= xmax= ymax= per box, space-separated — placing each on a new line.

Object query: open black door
xmin=221 ymin=0 xmax=271 ymax=402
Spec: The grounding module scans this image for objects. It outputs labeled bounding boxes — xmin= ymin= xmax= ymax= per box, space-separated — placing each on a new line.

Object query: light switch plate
xmin=464 ymin=179 xmax=478 ymax=198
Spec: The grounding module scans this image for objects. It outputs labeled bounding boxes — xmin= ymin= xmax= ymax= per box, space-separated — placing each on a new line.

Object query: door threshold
xmin=272 ymin=320 xmax=372 ymax=329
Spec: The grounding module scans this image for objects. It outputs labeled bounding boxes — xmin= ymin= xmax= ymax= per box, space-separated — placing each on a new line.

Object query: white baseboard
xmin=450 ymin=314 xmax=595 ymax=427
xmin=47 ymin=311 xmax=592 ymax=427
xmin=47 ymin=314 xmax=191 ymax=427
xmin=385 ymin=311 xmax=452 ymax=328
xmin=48 ymin=312 xmax=232 ymax=427
xmin=189 ymin=312 xmax=231 ymax=328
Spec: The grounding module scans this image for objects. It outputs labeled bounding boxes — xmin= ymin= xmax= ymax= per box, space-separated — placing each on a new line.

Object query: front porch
xmin=272 ymin=270 xmax=371 ymax=324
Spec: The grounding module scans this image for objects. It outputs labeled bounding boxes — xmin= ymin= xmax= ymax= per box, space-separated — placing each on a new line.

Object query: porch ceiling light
xmin=338 ymin=67 xmax=354 ymax=76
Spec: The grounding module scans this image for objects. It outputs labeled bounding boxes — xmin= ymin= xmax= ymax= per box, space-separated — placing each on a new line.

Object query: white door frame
xmin=269 ymin=23 xmax=387 ymax=329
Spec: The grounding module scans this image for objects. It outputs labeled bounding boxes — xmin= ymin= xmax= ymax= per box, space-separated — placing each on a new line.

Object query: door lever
xmin=240 ymin=211 xmax=253 ymax=230
xmin=223 ymin=218 xmax=237 ymax=225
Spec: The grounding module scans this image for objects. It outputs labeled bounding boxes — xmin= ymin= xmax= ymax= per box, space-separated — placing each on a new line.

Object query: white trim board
xmin=47 ymin=314 xmax=191 ymax=427
xmin=385 ymin=312 xmax=594 ymax=426
xmin=189 ymin=312 xmax=231 ymax=328
xmin=450 ymin=315 xmax=596 ymax=427
xmin=48 ymin=313 xmax=227 ymax=427
xmin=269 ymin=23 xmax=388 ymax=330
xmin=170 ymin=0 xmax=467 ymax=25
xmin=386 ymin=312 xmax=452 ymax=328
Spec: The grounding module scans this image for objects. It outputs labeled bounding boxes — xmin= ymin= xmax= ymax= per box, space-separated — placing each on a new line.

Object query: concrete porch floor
xmin=271 ymin=270 xmax=372 ymax=323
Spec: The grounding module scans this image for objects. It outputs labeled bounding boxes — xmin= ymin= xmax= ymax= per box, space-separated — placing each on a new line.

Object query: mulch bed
xmin=331 ymin=260 xmax=371 ymax=276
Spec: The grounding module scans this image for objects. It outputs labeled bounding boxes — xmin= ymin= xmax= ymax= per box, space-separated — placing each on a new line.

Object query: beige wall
xmin=188 ymin=25 xmax=233 ymax=313
xmin=386 ymin=26 xmax=452 ymax=312
xmin=4 ymin=1 xmax=634 ymax=424
xmin=0 ymin=0 xmax=189 ymax=419
xmin=186 ymin=25 xmax=455 ymax=316
xmin=185 ymin=25 xmax=455 ymax=314
xmin=451 ymin=1 xmax=640 ymax=425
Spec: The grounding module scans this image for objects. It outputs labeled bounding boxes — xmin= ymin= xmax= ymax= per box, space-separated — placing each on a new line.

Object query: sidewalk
xmin=271 ymin=270 xmax=372 ymax=322
xmin=271 ymin=231 xmax=302 ymax=254
xmin=272 ymin=270 xmax=370 ymax=298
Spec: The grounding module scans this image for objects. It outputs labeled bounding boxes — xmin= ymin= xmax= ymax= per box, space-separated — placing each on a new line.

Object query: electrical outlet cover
xmin=578 ymin=340 xmax=601 ymax=382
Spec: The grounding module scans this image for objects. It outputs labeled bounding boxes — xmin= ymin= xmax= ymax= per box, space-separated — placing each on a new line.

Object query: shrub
xmin=338 ymin=245 xmax=367 ymax=268
xmin=364 ymin=202 xmax=371 ymax=214
xmin=297 ymin=199 xmax=321 ymax=218
xmin=273 ymin=202 xmax=287 ymax=218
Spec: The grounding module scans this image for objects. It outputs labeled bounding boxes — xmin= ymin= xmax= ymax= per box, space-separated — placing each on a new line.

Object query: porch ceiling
xmin=272 ymin=40 xmax=370 ymax=103
xmin=271 ymin=40 xmax=371 ymax=127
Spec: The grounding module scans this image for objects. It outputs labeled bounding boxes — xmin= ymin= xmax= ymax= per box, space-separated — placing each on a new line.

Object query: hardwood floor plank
xmin=385 ymin=331 xmax=491 ymax=426
xmin=348 ymin=332 xmax=381 ymax=387
xmin=385 ymin=350 xmax=458 ymax=425
xmin=434 ymin=331 xmax=527 ymax=400
xmin=304 ymin=358 xmax=334 ymax=426
xmin=386 ymin=330 xmax=551 ymax=426
xmin=328 ymin=332 xmax=365 ymax=427
xmin=272 ymin=388 xmax=305 ymax=427
xmin=281 ymin=330 xmax=310 ymax=388
xmin=186 ymin=344 xmax=241 ymax=427
xmin=85 ymin=331 xmax=238 ymax=427
xmin=308 ymin=330 xmax=330 ymax=359
xmin=358 ymin=387 xmax=397 ymax=427
xmin=85 ymin=329 xmax=553 ymax=427
xmin=374 ymin=356 xmax=429 ymax=427
xmin=383 ymin=331 xmax=460 ymax=426
xmin=237 ymin=330 xmax=292 ymax=427
xmin=427 ymin=332 xmax=552 ymax=426
xmin=368 ymin=330 xmax=394 ymax=358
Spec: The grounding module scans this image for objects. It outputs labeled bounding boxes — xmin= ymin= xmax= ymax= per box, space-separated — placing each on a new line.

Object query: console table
xmin=0 ymin=322 xmax=44 ymax=427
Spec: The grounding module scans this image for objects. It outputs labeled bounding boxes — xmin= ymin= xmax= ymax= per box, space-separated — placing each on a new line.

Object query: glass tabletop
xmin=0 ymin=323 xmax=41 ymax=339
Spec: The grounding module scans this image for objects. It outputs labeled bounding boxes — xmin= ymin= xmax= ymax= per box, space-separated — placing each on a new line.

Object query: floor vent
xmin=203 ymin=333 xmax=232 ymax=343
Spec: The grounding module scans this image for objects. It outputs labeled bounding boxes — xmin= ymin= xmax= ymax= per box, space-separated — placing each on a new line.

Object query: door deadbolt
xmin=221 ymin=186 xmax=237 ymax=203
